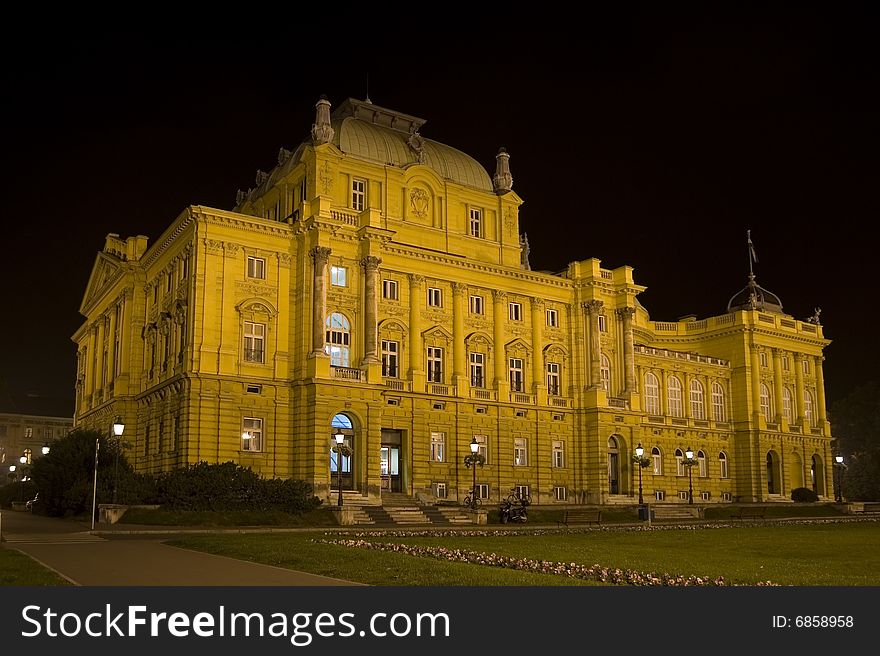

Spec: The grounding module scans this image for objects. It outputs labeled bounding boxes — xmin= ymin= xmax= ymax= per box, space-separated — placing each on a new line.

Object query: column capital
xmin=360 ymin=255 xmax=382 ymax=272
xmin=531 ymin=297 xmax=545 ymax=308
xmin=583 ymin=300 xmax=604 ymax=314
xmin=452 ymin=282 xmax=467 ymax=297
xmin=615 ymin=306 xmax=636 ymax=320
xmin=408 ymin=273 xmax=425 ymax=286
xmin=309 ymin=246 xmax=332 ymax=266
xmin=749 ymin=343 xmax=761 ymax=352
xmin=492 ymin=289 xmax=507 ymax=302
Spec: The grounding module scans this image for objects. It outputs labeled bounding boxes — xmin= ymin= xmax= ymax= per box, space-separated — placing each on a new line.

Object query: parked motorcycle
xmin=499 ymin=497 xmax=528 ymax=523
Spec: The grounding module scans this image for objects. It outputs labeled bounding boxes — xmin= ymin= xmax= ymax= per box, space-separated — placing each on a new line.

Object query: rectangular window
xmin=546 ymin=308 xmax=558 ymax=327
xmin=351 ymin=179 xmax=366 ymax=211
xmin=514 ymin=437 xmax=528 ymax=466
xmin=515 ymin=484 xmax=530 ymax=499
xmin=547 ymin=362 xmax=560 ymax=396
xmin=698 ymin=455 xmax=708 ymax=478
xmin=242 ymin=417 xmax=263 ymax=452
xmin=434 ymin=482 xmax=447 ymax=499
xmin=676 ymin=453 xmax=685 ymax=476
xmin=802 ymin=359 xmax=810 ymax=374
xmin=508 ymin=302 xmax=522 ymax=321
xmin=427 ymin=347 xmax=443 ymax=383
xmin=166 ymin=274 xmax=172 ymax=293
xmin=427 ymin=287 xmax=443 ymax=307
xmin=509 ymin=358 xmax=524 ymax=392
xmin=247 ymin=256 xmax=266 ymax=280
xmin=700 ymin=491 xmax=711 ymax=501
xmin=469 ymin=352 xmax=485 ymax=388
xmin=477 ymin=483 xmax=490 ymax=500
xmin=760 ymin=351 xmax=768 ymax=367
xmin=474 ymin=434 xmax=488 ymax=462
xmin=598 ymin=315 xmax=607 ymax=332
xmin=552 ymin=440 xmax=565 ymax=468
xmin=554 ymin=486 xmax=567 ymax=501
xmin=720 ymin=456 xmax=729 ymax=479
xmin=469 ymin=294 xmax=484 ymax=315
xmin=782 ymin=356 xmax=790 ymax=371
xmin=721 ymin=491 xmax=732 ymax=502
xmin=678 ymin=491 xmax=690 ymax=501
xmin=430 ymin=432 xmax=445 ymax=462
xmin=381 ymin=340 xmax=399 ymax=378
xmin=300 ymin=177 xmax=307 ymax=205
xmin=243 ymin=322 xmax=265 ymax=363
xmin=655 ymin=490 xmax=665 ymax=501
xmin=180 ymin=257 xmax=188 ymax=280
xmin=382 ymin=279 xmax=398 ymax=300
xmin=330 ymin=265 xmax=347 ymax=287
xmin=469 ymin=207 xmax=483 ymax=238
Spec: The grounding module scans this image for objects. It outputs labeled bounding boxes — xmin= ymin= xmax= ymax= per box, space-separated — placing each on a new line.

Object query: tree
xmin=830 ymin=382 xmax=880 ymax=501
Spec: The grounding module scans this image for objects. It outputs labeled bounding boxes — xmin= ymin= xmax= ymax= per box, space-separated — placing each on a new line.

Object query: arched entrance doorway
xmin=608 ymin=436 xmax=621 ymax=495
xmin=811 ymin=454 xmax=825 ymax=496
xmin=330 ymin=413 xmax=355 ymax=491
xmin=766 ymin=451 xmax=781 ymax=495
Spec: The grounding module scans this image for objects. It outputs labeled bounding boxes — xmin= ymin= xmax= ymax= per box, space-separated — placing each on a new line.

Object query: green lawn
xmin=0 ymin=547 xmax=71 ymax=586
xmin=171 ymin=521 xmax=880 ymax=586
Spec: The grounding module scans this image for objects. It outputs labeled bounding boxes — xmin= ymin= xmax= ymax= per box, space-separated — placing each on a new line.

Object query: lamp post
xmin=834 ymin=454 xmax=844 ymax=502
xmin=683 ymin=446 xmax=698 ymax=505
xmin=90 ymin=435 xmax=100 ymax=530
xmin=463 ymin=437 xmax=485 ymax=510
xmin=18 ymin=455 xmax=29 ymax=501
xmin=8 ymin=465 xmax=17 ymax=499
xmin=633 ymin=442 xmax=651 ymax=506
xmin=333 ymin=432 xmax=351 ymax=508
xmin=112 ymin=417 xmax=125 ymax=504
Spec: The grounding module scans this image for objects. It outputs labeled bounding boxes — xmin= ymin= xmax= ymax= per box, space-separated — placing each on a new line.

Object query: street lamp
xmin=463 ymin=437 xmax=485 ymax=510
xmin=834 ymin=454 xmax=845 ymax=502
xmin=683 ymin=446 xmax=698 ymax=505
xmin=632 ymin=442 xmax=651 ymax=507
xmin=18 ymin=455 xmax=29 ymax=500
xmin=90 ymin=435 xmax=100 ymax=530
xmin=112 ymin=417 xmax=125 ymax=504
xmin=333 ymin=432 xmax=352 ymax=508
xmin=41 ymin=443 xmax=51 ymax=456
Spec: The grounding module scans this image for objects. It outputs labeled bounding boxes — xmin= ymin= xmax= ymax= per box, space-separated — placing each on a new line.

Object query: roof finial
xmin=311 ymin=95 xmax=335 ymax=145
xmin=365 ymin=73 xmax=372 ymax=104
xmin=747 ymin=229 xmax=758 ymax=276
xmin=493 ymin=147 xmax=513 ymax=194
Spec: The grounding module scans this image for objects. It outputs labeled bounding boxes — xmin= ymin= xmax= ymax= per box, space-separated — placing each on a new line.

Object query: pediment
xmin=80 ymin=253 xmax=124 ymax=315
xmin=505 ymin=337 xmax=532 ymax=353
xmin=422 ymin=325 xmax=453 ymax=341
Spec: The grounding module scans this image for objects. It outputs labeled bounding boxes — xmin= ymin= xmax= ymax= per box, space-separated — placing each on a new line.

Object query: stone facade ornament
xmin=256 ymin=170 xmax=269 ymax=186
xmin=520 ymin=233 xmax=531 ymax=270
xmin=409 ymin=188 xmax=429 ymax=217
xmin=236 ymin=189 xmax=247 ymax=205
xmin=504 ymin=206 xmax=517 ymax=235
xmin=407 ymin=126 xmax=426 ymax=163
xmin=493 ymin=147 xmax=513 ymax=193
xmin=277 ymin=147 xmax=292 ymax=166
xmin=319 ymin=161 xmax=334 ymax=195
xmin=361 ymin=255 xmax=382 ymax=271
xmin=311 ymin=96 xmax=335 ymax=145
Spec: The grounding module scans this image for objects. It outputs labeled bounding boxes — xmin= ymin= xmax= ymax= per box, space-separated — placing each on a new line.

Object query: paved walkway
xmin=0 ymin=511 xmax=359 ymax=586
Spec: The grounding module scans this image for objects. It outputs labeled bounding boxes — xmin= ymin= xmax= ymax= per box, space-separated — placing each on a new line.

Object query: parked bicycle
xmin=463 ymin=492 xmax=482 ymax=509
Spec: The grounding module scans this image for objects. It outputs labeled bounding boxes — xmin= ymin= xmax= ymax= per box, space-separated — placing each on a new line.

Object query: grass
xmin=170 ymin=520 xmax=880 ymax=586
xmin=0 ymin=547 xmax=72 ymax=586
xmin=119 ymin=507 xmax=338 ymax=527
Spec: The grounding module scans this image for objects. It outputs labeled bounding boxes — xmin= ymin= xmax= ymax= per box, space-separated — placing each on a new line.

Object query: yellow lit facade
xmin=73 ymin=97 xmax=834 ymax=506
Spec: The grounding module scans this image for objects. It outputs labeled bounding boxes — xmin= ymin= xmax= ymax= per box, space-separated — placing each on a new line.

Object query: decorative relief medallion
xmin=224 ymin=242 xmax=240 ymax=258
xmin=503 ymin=206 xmax=517 ymax=234
xmin=380 ymin=305 xmax=408 ymax=318
xmin=409 ymin=188 xmax=429 ymax=218
xmin=319 ymin=161 xmax=334 ymax=195
xmin=407 ymin=127 xmax=426 ymax=163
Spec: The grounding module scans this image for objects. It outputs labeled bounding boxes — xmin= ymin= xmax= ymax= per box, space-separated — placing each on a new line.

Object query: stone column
xmin=408 ymin=274 xmax=424 ymax=376
xmin=750 ymin=344 xmax=762 ymax=422
xmin=85 ymin=324 xmax=96 ymax=398
xmin=772 ymin=348 xmax=785 ymax=423
xmin=107 ymin=302 xmax=118 ymax=386
xmin=583 ymin=300 xmax=604 ymax=389
xmin=309 ymin=247 xmax=331 ymax=356
xmin=452 ymin=283 xmax=466 ymax=384
xmin=683 ymin=372 xmax=692 ymax=419
xmin=95 ymin=316 xmax=106 ymax=396
xmin=794 ymin=353 xmax=806 ymax=424
xmin=815 ymin=356 xmax=827 ymax=424
xmin=617 ymin=307 xmax=636 ymax=394
xmin=492 ymin=290 xmax=507 ymax=387
xmin=361 ymin=256 xmax=381 ymax=364
xmin=119 ymin=291 xmax=131 ymax=376
xmin=531 ymin=298 xmax=544 ymax=393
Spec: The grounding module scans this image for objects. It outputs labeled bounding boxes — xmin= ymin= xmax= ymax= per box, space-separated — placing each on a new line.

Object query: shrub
xmin=791 ymin=487 xmax=819 ymax=502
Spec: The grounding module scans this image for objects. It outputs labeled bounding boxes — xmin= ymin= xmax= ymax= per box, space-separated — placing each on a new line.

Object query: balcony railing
xmin=550 ymin=396 xmax=570 ymax=408
xmin=511 ymin=392 xmax=534 ymax=405
xmin=608 ymin=397 xmax=628 ymax=409
xmin=384 ymin=379 xmax=411 ymax=392
xmin=471 ymin=388 xmax=496 ymax=401
xmin=332 ymin=366 xmax=362 ymax=381
xmin=428 ymin=383 xmax=454 ymax=396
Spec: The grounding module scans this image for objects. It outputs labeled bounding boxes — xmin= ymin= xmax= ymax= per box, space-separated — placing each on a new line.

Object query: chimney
xmin=311 ymin=95 xmax=335 ymax=145
xmin=493 ymin=147 xmax=513 ymax=194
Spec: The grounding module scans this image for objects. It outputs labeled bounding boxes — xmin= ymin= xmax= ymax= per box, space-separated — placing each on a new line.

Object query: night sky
xmin=2 ymin=8 xmax=877 ymax=414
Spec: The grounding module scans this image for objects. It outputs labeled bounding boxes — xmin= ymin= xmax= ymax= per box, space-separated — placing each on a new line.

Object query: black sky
xmin=1 ymin=8 xmax=877 ymax=413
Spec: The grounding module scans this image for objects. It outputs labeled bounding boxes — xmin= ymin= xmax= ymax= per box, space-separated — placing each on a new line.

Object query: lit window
xmin=711 ymin=382 xmax=725 ymax=422
xmin=546 ymin=308 xmax=558 ymax=327
xmin=652 ymin=447 xmax=663 ymax=475
xmin=243 ymin=322 xmax=265 ymax=363
xmin=552 ymin=440 xmax=565 ymax=468
xmin=698 ymin=450 xmax=707 ymax=477
xmin=330 ymin=266 xmax=347 ymax=287
xmin=325 ymin=313 xmax=351 ymax=367
xmin=514 ymin=438 xmax=528 ymax=466
xmin=430 ymin=432 xmax=445 ymax=462
xmin=242 ymin=417 xmax=263 ymax=452
xmin=509 ymin=358 xmax=524 ymax=392
xmin=469 ymin=208 xmax=483 ymax=238
xmin=804 ymin=390 xmax=815 ymax=426
xmin=719 ymin=452 xmax=729 ymax=479
xmin=381 ymin=340 xmax=398 ymax=378
xmin=474 ymin=435 xmax=488 ymax=461
xmin=427 ymin=347 xmax=443 ymax=383
xmin=351 ymin=179 xmax=366 ymax=211
xmin=760 ymin=383 xmax=772 ymax=422
xmin=782 ymin=387 xmax=793 ymax=422
xmin=469 ymin=295 xmax=484 ymax=315
xmin=667 ymin=376 xmax=683 ymax=417
xmin=675 ymin=448 xmax=685 ymax=476
xmin=547 ymin=362 xmax=560 ymax=396
xmin=427 ymin=287 xmax=443 ymax=307
xmin=598 ymin=315 xmax=607 ymax=332
xmin=382 ymin=279 xmax=398 ymax=300
xmin=644 ymin=373 xmax=660 ymax=414
xmin=247 ymin=256 xmax=266 ymax=280
xmin=600 ymin=355 xmax=611 ymax=392
xmin=469 ymin=352 xmax=485 ymax=388
xmin=509 ymin=302 xmax=522 ymax=321
xmin=690 ymin=379 xmax=706 ymax=420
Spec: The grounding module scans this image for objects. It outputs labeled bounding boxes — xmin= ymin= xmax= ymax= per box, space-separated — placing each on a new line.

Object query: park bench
xmin=732 ymin=507 xmax=766 ymax=520
xmin=557 ymin=509 xmax=602 ymax=528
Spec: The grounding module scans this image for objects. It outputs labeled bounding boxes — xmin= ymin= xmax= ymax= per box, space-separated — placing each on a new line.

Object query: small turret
xmin=493 ymin=147 xmax=513 ymax=194
xmin=311 ymin=95 xmax=335 ymax=145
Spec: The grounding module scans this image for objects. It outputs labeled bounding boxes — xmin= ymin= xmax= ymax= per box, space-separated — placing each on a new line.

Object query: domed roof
xmin=330 ymin=99 xmax=493 ymax=192
xmin=727 ymin=274 xmax=784 ymax=314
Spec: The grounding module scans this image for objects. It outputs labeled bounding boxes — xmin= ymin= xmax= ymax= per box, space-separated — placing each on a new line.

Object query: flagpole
xmin=747 ymin=229 xmax=753 ymax=276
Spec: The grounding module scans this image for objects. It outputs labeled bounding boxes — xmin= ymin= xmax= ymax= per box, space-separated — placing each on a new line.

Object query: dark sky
xmin=1 ymin=8 xmax=877 ymax=413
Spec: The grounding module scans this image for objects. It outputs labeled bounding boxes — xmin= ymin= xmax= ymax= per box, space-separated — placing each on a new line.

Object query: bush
xmin=791 ymin=487 xmax=820 ymax=502
xmin=0 ymin=480 xmax=36 ymax=508
xmin=155 ymin=461 xmax=320 ymax=514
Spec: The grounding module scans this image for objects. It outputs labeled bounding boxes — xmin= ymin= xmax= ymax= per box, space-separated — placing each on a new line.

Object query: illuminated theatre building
xmin=73 ymin=97 xmax=834 ymax=511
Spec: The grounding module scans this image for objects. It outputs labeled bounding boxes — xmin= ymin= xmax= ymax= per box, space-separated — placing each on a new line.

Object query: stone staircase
xmin=333 ymin=491 xmax=474 ymax=526
xmin=650 ymin=505 xmax=702 ymax=521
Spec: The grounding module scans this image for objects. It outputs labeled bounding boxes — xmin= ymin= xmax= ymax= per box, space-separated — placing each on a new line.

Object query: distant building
xmin=0 ymin=387 xmax=73 ymax=467
xmin=73 ymin=96 xmax=834 ymax=506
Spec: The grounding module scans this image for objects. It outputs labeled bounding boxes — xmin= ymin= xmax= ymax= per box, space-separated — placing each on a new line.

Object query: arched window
xmin=690 ymin=379 xmax=705 ymax=420
xmin=719 ymin=451 xmax=729 ymax=479
xmin=22 ymin=448 xmax=32 ymax=465
xmin=325 ymin=313 xmax=351 ymax=367
xmin=600 ymin=354 xmax=611 ymax=393
xmin=651 ymin=446 xmax=663 ymax=475
xmin=711 ymin=382 xmax=725 ymax=422
xmin=804 ymin=390 xmax=815 ymax=426
xmin=697 ymin=450 xmax=707 ymax=477
xmin=668 ymin=376 xmax=683 ymax=417
xmin=330 ymin=413 xmax=353 ymax=482
xmin=644 ymin=373 xmax=660 ymax=415
xmin=782 ymin=387 xmax=793 ymax=423
xmin=759 ymin=383 xmax=772 ymax=422
xmin=675 ymin=448 xmax=685 ymax=476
